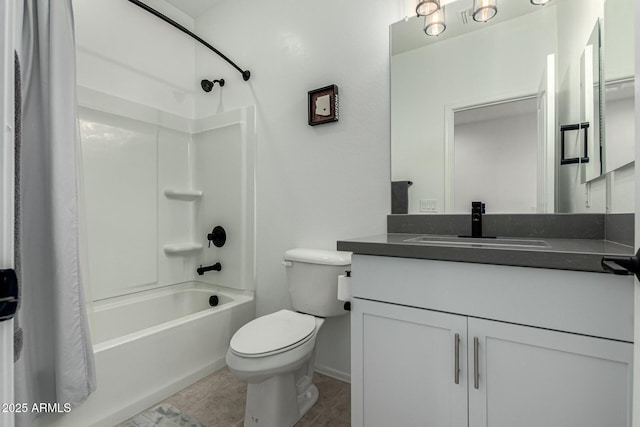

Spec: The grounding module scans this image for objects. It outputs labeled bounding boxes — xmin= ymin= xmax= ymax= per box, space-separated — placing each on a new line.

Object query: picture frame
xmin=308 ymin=85 xmax=339 ymax=126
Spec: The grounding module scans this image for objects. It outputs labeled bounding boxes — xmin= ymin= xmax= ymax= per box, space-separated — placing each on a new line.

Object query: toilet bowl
xmin=227 ymin=310 xmax=325 ymax=426
xmin=225 ymin=248 xmax=351 ymax=427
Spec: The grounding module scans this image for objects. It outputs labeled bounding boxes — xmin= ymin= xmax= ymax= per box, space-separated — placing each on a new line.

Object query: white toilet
xmin=226 ymin=248 xmax=352 ymax=427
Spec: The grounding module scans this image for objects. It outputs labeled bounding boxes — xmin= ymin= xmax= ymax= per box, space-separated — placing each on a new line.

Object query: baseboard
xmin=314 ymin=364 xmax=351 ymax=384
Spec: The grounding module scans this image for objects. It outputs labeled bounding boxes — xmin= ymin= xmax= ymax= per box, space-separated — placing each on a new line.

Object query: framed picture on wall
xmin=308 ymin=85 xmax=339 ymax=126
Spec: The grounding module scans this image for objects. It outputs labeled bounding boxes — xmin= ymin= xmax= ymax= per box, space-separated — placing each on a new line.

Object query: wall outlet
xmin=420 ymin=199 xmax=438 ymax=212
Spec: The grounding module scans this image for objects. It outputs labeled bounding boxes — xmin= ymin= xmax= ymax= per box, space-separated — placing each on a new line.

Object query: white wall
xmin=392 ymin=8 xmax=557 ymax=214
xmin=602 ymin=0 xmax=634 ymax=215
xmin=554 ymin=0 xmax=635 ymax=215
xmin=555 ymin=0 xmax=606 ymax=213
xmin=604 ymin=0 xmax=635 ymax=82
xmin=454 ymin=112 xmax=538 ymax=213
xmin=193 ymin=0 xmax=402 ymax=380
xmin=73 ymin=0 xmax=196 ymax=118
xmin=606 ymin=93 xmax=635 ymax=173
xmin=555 ymin=0 xmax=604 ymax=86
xmin=608 ymin=162 xmax=635 ymax=213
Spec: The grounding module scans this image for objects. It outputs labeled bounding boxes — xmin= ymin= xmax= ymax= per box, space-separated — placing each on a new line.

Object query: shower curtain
xmin=14 ymin=0 xmax=96 ymax=424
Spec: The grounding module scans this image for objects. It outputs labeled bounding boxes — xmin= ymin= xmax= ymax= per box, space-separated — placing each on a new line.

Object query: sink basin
xmin=404 ymin=235 xmax=551 ymax=249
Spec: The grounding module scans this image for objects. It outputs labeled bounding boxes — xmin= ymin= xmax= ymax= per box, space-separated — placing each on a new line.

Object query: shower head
xmin=201 ymin=78 xmax=225 ymax=93
xmin=201 ymin=79 xmax=213 ymax=92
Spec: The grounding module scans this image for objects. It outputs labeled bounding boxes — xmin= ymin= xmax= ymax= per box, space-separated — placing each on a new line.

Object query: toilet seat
xmin=230 ymin=309 xmax=317 ymax=358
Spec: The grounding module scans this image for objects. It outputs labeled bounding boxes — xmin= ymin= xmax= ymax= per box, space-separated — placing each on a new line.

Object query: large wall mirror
xmin=390 ymin=0 xmax=634 ymax=215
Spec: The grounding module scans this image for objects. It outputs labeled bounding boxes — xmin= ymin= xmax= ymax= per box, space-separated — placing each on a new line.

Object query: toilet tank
xmin=283 ymin=249 xmax=352 ymax=317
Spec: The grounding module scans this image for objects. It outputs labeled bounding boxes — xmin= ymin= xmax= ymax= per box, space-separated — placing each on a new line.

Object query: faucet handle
xmin=472 ymin=201 xmax=486 ymax=214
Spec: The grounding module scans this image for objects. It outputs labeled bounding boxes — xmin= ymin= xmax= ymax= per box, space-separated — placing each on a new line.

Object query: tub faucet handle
xmin=207 ymin=226 xmax=227 ymax=248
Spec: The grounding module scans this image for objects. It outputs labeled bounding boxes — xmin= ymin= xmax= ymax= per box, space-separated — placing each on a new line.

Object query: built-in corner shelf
xmin=163 ymin=242 xmax=203 ymax=255
xmin=163 ymin=188 xmax=203 ymax=201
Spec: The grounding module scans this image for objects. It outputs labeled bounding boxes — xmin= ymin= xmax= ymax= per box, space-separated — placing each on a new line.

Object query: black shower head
xmin=201 ymin=79 xmax=213 ymax=92
xmin=201 ymin=78 xmax=225 ymax=93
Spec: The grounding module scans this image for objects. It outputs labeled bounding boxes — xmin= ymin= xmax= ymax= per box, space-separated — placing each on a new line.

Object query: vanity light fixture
xmin=416 ymin=0 xmax=440 ymax=17
xmin=472 ymin=0 xmax=497 ymax=22
xmin=424 ymin=7 xmax=446 ymax=36
xmin=530 ymin=0 xmax=552 ymax=4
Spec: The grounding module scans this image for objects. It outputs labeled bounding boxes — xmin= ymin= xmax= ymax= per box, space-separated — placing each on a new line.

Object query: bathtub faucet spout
xmin=197 ymin=263 xmax=222 ymax=275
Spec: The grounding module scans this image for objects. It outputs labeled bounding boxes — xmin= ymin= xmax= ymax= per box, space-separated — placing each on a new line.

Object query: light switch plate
xmin=420 ymin=199 xmax=438 ymax=212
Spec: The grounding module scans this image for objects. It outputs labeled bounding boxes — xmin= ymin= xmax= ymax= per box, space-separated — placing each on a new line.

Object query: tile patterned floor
xmin=125 ymin=368 xmax=350 ymax=427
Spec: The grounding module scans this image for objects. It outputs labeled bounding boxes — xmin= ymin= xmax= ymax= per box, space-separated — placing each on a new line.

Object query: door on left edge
xmin=0 ymin=1 xmax=16 ymax=426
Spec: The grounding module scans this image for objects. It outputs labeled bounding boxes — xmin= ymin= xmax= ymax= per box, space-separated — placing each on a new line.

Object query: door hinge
xmin=0 ymin=269 xmax=18 ymax=322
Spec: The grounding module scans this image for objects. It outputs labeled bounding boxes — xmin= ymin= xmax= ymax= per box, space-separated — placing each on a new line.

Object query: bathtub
xmin=38 ymin=282 xmax=255 ymax=427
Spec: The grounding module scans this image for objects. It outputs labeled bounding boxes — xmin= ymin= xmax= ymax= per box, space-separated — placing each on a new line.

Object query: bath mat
xmin=120 ymin=404 xmax=206 ymax=427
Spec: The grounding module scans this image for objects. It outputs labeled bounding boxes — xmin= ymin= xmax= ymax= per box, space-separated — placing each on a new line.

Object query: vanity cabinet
xmin=354 ymin=299 xmax=468 ymax=427
xmin=350 ymin=255 xmax=634 ymax=427
xmin=468 ymin=317 xmax=631 ymax=427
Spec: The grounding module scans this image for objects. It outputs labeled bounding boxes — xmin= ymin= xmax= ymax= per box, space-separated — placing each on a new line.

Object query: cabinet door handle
xmin=473 ymin=336 xmax=479 ymax=389
xmin=454 ymin=333 xmax=460 ymax=384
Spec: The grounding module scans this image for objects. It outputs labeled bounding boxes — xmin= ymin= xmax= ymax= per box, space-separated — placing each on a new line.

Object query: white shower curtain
xmin=14 ymin=0 xmax=96 ymax=424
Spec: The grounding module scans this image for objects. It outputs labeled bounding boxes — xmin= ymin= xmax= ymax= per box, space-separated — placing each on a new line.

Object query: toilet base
xmin=297 ymin=383 xmax=319 ymax=420
xmin=243 ymin=373 xmax=318 ymax=427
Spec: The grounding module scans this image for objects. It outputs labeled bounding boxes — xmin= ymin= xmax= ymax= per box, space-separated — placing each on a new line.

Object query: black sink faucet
xmin=471 ymin=201 xmax=485 ymax=238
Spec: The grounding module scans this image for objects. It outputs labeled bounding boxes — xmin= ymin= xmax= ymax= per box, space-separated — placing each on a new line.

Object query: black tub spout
xmin=197 ymin=263 xmax=222 ymax=275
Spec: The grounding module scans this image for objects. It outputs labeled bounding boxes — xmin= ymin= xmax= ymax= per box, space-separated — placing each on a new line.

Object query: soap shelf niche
xmin=163 ymin=188 xmax=203 ymax=201
xmin=163 ymin=242 xmax=203 ymax=255
xmin=163 ymin=188 xmax=204 ymax=255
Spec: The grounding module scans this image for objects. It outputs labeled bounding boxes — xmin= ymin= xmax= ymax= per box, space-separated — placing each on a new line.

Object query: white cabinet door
xmin=351 ymin=299 xmax=468 ymax=427
xmin=468 ymin=318 xmax=633 ymax=427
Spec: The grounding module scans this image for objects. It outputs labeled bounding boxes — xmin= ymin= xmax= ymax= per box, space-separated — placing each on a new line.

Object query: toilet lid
xmin=230 ymin=309 xmax=316 ymax=356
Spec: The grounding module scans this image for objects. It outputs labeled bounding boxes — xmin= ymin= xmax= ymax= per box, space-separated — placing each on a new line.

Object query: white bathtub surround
xmin=64 ymin=89 xmax=257 ymax=426
xmin=77 ymin=88 xmax=256 ymax=301
xmin=37 ymin=282 xmax=254 ymax=427
xmin=14 ymin=2 xmax=96 ymax=426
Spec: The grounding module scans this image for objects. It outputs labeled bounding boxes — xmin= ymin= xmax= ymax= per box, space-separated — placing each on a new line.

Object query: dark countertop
xmin=337 ymin=233 xmax=634 ymax=273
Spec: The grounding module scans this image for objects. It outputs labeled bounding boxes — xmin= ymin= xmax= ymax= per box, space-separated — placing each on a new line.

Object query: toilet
xmin=226 ymin=248 xmax=352 ymax=427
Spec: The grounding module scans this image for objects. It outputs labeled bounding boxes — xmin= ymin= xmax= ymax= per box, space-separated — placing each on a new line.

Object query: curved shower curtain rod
xmin=127 ymin=0 xmax=251 ymax=81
